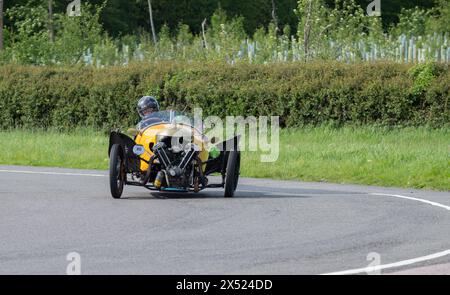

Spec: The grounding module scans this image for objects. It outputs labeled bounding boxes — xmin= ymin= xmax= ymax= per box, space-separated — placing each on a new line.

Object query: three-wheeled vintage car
xmin=108 ymin=110 xmax=240 ymax=198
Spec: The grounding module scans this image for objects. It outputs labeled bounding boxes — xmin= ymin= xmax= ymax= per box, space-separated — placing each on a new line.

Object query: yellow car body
xmin=134 ymin=123 xmax=209 ymax=172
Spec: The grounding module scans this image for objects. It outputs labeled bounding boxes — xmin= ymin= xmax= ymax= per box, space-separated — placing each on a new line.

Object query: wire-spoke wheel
xmin=109 ymin=144 xmax=125 ymax=199
xmin=224 ymin=151 xmax=240 ymax=198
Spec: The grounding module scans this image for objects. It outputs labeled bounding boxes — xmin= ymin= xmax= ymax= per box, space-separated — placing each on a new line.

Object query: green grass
xmin=0 ymin=129 xmax=109 ymax=170
xmin=241 ymin=126 xmax=450 ymax=191
xmin=0 ymin=126 xmax=449 ymax=190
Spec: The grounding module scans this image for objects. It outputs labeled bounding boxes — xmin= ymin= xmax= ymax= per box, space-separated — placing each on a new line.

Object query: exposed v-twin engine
xmin=151 ymin=138 xmax=199 ymax=189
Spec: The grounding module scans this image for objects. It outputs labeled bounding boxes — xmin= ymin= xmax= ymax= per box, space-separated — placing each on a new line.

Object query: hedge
xmin=0 ymin=61 xmax=448 ymax=130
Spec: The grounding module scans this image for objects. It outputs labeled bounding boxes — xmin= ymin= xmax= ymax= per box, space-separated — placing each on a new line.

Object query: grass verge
xmin=0 ymin=126 xmax=448 ymax=190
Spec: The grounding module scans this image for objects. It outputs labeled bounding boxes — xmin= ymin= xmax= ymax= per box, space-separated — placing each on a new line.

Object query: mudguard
xmin=204 ymin=135 xmax=240 ymax=175
xmin=108 ymin=131 xmax=141 ymax=173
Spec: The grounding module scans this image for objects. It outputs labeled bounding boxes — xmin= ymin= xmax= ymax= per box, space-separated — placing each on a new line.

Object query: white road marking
xmin=0 ymin=169 xmax=107 ymax=177
xmin=322 ymin=192 xmax=450 ymax=275
xmin=322 ymin=249 xmax=450 ymax=275
xmin=370 ymin=193 xmax=450 ymax=211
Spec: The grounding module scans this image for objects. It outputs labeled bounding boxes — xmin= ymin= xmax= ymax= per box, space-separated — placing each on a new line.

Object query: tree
xmin=428 ymin=0 xmax=450 ymax=34
xmin=0 ymin=0 xmax=3 ymax=51
xmin=147 ymin=0 xmax=157 ymax=43
xmin=48 ymin=0 xmax=54 ymax=42
xmin=303 ymin=0 xmax=312 ymax=58
xmin=295 ymin=0 xmax=331 ymax=60
xmin=271 ymin=0 xmax=279 ymax=33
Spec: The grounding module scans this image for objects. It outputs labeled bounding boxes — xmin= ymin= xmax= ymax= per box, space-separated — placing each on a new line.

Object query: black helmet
xmin=137 ymin=96 xmax=159 ymax=118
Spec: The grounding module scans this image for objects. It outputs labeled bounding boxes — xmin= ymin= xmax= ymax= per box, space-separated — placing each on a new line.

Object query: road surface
xmin=0 ymin=165 xmax=449 ymax=275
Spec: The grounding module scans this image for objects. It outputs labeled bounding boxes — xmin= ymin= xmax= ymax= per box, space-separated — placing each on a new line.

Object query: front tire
xmin=109 ymin=144 xmax=125 ymax=199
xmin=224 ymin=151 xmax=240 ymax=198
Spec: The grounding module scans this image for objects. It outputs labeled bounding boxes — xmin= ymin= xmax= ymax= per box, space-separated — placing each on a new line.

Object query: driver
xmin=136 ymin=96 xmax=160 ymax=130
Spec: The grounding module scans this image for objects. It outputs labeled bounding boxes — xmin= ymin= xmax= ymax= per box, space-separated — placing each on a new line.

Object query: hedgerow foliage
xmin=0 ymin=61 xmax=448 ymax=130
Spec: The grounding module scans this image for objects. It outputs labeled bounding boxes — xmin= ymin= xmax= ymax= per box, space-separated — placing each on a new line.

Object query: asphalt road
xmin=0 ymin=165 xmax=449 ymax=275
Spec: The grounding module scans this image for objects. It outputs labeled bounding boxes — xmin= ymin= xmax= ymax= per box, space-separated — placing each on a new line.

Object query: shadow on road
xmin=121 ymin=190 xmax=312 ymax=200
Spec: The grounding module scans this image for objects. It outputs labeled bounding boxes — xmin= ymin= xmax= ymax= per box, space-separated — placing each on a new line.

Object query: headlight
xmin=133 ymin=145 xmax=145 ymax=156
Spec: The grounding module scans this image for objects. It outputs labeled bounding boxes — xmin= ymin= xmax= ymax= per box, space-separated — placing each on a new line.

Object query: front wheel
xmin=224 ymin=151 xmax=240 ymax=198
xmin=109 ymin=144 xmax=125 ymax=199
